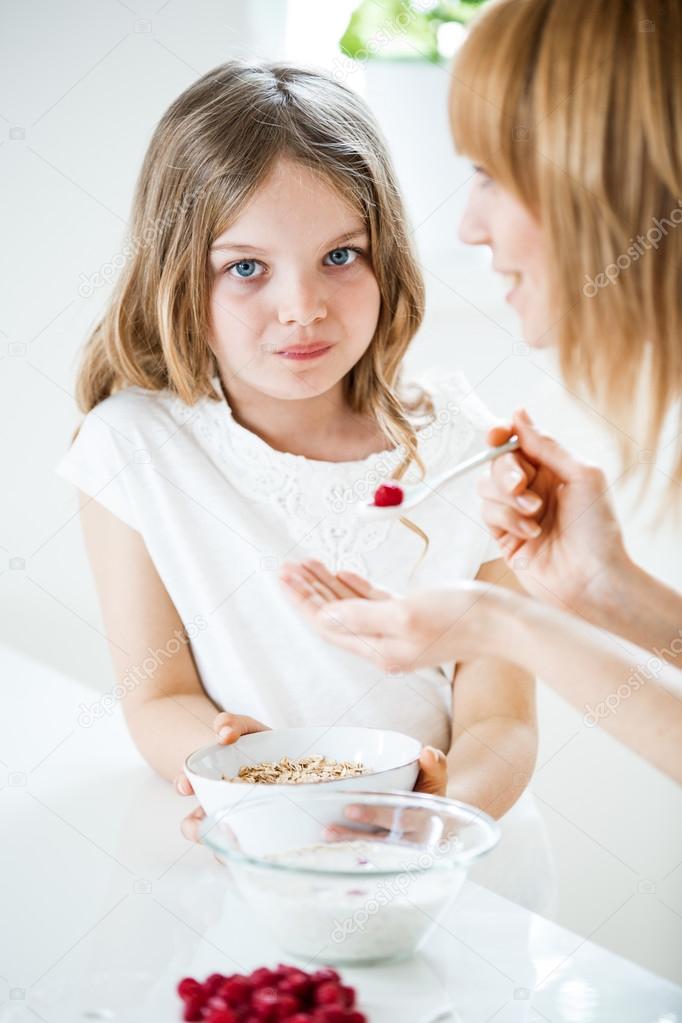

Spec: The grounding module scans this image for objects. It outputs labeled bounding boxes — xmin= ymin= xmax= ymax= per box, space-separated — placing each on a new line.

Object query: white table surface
xmin=2 ymin=646 xmax=681 ymax=1023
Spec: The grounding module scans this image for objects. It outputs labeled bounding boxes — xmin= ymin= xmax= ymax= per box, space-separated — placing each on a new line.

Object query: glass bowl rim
xmin=199 ymin=789 xmax=501 ymax=878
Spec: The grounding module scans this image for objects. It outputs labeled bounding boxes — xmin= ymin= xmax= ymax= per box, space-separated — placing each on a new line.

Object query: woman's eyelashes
xmin=473 ymin=165 xmax=493 ymax=187
xmin=223 ymin=246 xmax=365 ymax=280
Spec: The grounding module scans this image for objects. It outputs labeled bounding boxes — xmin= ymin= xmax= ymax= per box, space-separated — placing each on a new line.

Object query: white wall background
xmin=2 ymin=0 xmax=681 ymax=987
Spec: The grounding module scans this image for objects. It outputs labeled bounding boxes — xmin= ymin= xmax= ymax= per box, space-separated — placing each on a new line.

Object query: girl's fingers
xmin=415 ymin=747 xmax=448 ymax=797
xmin=180 ymin=805 xmax=205 ymax=844
xmin=213 ymin=710 xmax=270 ymax=744
xmin=301 ymin=559 xmax=357 ymax=601
xmin=174 ymin=772 xmax=194 ymax=796
xmin=336 ymin=570 xmax=391 ymax=602
xmin=279 ymin=569 xmax=324 ymax=607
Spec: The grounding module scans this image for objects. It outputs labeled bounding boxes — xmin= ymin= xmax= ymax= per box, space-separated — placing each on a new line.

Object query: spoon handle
xmin=399 ymin=436 xmax=520 ymax=511
xmin=429 ymin=435 xmax=520 ymax=488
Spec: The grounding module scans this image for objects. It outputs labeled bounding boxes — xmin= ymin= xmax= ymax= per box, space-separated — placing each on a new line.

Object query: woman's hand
xmin=480 ymin=409 xmax=629 ymax=613
xmin=279 ymin=559 xmax=493 ymax=673
xmin=174 ymin=710 xmax=270 ymax=843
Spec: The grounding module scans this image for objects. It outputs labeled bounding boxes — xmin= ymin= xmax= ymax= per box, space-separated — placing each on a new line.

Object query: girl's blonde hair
xmin=450 ymin=0 xmax=682 ymax=493
xmin=74 ymin=60 xmax=430 ymax=475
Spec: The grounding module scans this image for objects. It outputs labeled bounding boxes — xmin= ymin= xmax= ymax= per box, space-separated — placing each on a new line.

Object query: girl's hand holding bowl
xmin=175 ymin=709 xmax=270 ymax=843
xmin=176 ymin=711 xmax=447 ymax=844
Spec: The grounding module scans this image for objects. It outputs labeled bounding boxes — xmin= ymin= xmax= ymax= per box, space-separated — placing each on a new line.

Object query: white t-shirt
xmin=55 ymin=368 xmax=556 ymax=914
xmin=55 ymin=369 xmax=499 ymax=751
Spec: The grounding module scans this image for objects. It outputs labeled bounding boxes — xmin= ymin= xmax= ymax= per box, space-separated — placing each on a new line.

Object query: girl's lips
xmin=276 ymin=344 xmax=333 ymax=361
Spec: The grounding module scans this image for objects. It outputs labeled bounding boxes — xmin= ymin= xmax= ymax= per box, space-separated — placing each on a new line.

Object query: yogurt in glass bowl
xmin=199 ymin=790 xmax=500 ymax=965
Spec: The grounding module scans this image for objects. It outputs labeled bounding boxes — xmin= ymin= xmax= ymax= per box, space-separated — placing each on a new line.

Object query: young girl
xmin=56 ymin=60 xmax=546 ymax=903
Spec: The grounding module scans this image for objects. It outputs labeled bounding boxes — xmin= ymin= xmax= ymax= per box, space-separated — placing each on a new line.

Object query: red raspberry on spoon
xmin=372 ymin=482 xmax=404 ymax=507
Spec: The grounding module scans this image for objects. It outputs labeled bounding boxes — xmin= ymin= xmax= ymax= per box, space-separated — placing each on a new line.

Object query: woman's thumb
xmin=511 ymin=409 xmax=582 ymax=482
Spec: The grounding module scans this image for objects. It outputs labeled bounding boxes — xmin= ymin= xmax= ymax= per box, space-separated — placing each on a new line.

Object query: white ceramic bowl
xmin=185 ymin=726 xmax=421 ymax=815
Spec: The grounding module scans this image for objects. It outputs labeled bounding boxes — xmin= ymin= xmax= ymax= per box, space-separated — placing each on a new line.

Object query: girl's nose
xmin=277 ymin=276 xmax=327 ymax=327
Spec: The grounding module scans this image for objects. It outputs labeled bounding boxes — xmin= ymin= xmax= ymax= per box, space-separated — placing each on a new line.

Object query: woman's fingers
xmin=180 ymin=804 xmax=206 ymax=844
xmin=213 ymin=710 xmax=270 ymax=745
xmin=174 ymin=772 xmax=194 ymax=796
xmin=479 ymin=496 xmax=543 ymax=540
xmin=487 ymin=423 xmax=513 ymax=448
xmin=415 ymin=747 xmax=448 ymax=797
xmin=478 ymin=473 xmax=543 ymax=514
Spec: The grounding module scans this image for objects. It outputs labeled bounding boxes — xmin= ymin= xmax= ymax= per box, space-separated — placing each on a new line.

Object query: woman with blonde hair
xmin=282 ymin=0 xmax=682 ymax=782
xmin=57 ymin=59 xmax=547 ymax=883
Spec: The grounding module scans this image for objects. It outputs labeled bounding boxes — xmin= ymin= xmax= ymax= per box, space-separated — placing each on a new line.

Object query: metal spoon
xmin=358 ymin=436 xmax=520 ymax=518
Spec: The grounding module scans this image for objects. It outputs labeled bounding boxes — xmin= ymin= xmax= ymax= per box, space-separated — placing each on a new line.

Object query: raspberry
xmin=278 ymin=972 xmax=311 ymax=1002
xmin=252 ymin=985 xmax=279 ymax=1019
xmin=206 ymin=995 xmax=229 ymax=1012
xmin=311 ymin=969 xmax=340 ymax=985
xmin=372 ymin=482 xmax=404 ymax=507
xmin=315 ymin=983 xmax=343 ymax=1006
xmin=221 ymin=976 xmax=252 ymax=1007
xmin=337 ymin=988 xmax=355 ymax=1009
xmin=314 ymin=1009 xmax=354 ymax=1023
xmin=182 ymin=995 xmax=204 ymax=1022
xmin=275 ymin=994 xmax=301 ymax=1019
xmin=251 ymin=967 xmax=279 ymax=990
xmin=288 ymin=1016 xmax=315 ymax=1023
xmin=205 ymin=1011 xmax=237 ymax=1023
xmin=204 ymin=973 xmax=226 ymax=996
xmin=177 ymin=977 xmax=202 ymax=1000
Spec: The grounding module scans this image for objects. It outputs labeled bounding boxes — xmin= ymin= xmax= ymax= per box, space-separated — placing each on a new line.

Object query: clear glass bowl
xmin=200 ymin=789 xmax=500 ymax=965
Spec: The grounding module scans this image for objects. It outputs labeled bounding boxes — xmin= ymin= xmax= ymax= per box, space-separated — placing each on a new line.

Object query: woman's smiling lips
xmin=274 ymin=342 xmax=334 ymax=361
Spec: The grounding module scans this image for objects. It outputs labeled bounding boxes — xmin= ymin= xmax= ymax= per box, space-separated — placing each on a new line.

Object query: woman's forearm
xmin=484 ymin=588 xmax=682 ymax=782
xmin=578 ymin=554 xmax=682 ymax=662
xmin=124 ymin=692 xmax=219 ymax=782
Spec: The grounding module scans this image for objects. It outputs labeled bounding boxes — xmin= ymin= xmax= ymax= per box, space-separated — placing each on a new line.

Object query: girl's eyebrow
xmin=210 ymin=226 xmax=368 ymax=255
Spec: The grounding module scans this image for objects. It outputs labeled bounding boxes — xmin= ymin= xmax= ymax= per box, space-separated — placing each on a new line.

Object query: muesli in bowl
xmin=185 ymin=726 xmax=421 ymax=814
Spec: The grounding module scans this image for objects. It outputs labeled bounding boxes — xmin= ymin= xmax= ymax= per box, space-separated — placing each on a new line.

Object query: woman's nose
xmin=277 ymin=276 xmax=327 ymax=327
xmin=458 ymin=188 xmax=490 ymax=247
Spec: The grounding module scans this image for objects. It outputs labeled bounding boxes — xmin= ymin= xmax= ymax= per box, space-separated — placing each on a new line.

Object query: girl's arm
xmin=78 ymin=492 xmax=265 ymax=781
xmin=444 ymin=559 xmax=537 ymax=818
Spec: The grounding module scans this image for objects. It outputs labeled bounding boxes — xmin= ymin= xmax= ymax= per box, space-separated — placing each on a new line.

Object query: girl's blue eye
xmin=324 ymin=247 xmax=358 ymax=267
xmin=227 ymin=259 xmax=262 ymax=279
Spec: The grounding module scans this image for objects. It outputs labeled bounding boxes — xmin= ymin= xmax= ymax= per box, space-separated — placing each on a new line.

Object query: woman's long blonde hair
xmin=74 ymin=60 xmax=429 ymax=474
xmin=451 ymin=0 xmax=682 ymax=492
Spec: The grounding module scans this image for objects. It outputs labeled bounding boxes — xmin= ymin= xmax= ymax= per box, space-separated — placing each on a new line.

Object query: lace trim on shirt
xmin=161 ymin=371 xmax=483 ymax=572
